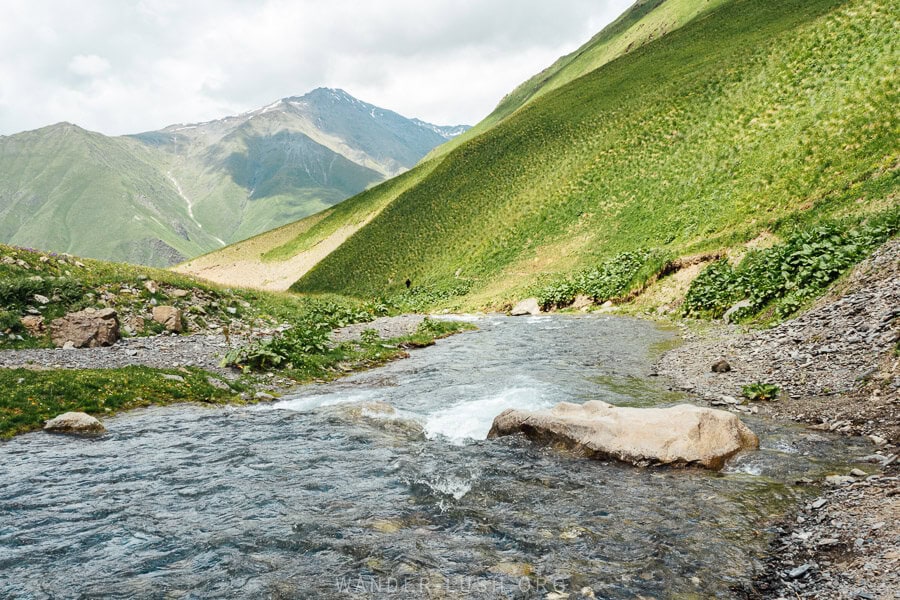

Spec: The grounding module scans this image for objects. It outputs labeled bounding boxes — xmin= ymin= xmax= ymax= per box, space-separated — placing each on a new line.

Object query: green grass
xmin=292 ymin=0 xmax=898 ymax=307
xmin=0 ymin=366 xmax=244 ymax=439
xmin=256 ymin=318 xmax=476 ymax=382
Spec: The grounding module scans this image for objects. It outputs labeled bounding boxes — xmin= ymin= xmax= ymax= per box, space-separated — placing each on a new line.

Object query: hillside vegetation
xmin=176 ymin=0 xmax=731 ymax=288
xmin=286 ymin=0 xmax=896 ymax=307
xmin=0 ymin=124 xmax=219 ymax=266
xmin=427 ymin=0 xmax=728 ymax=161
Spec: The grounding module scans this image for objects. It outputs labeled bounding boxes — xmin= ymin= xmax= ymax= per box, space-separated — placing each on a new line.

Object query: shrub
xmin=0 ymin=310 xmax=22 ymax=333
xmin=681 ymin=259 xmax=743 ymax=319
xmin=684 ymin=209 xmax=900 ymax=320
xmin=221 ymin=320 xmax=332 ymax=372
xmin=536 ymin=250 xmax=655 ymax=310
xmin=742 ymin=382 xmax=781 ymax=402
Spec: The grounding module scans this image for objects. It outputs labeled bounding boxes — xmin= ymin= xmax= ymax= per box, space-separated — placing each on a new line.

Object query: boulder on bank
xmin=572 ymin=295 xmax=593 ymax=311
xmin=49 ymin=308 xmax=119 ymax=348
xmin=152 ymin=306 xmax=183 ymax=332
xmin=21 ymin=315 xmax=45 ymax=335
xmin=510 ymin=298 xmax=541 ymax=316
xmin=711 ymin=359 xmax=732 ymax=373
xmin=43 ymin=412 xmax=106 ymax=435
xmin=488 ymin=400 xmax=759 ymax=470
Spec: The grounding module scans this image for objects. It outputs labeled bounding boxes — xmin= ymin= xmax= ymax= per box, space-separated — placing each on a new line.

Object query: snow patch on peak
xmin=260 ymin=99 xmax=284 ymax=113
xmin=411 ymin=119 xmax=471 ymax=140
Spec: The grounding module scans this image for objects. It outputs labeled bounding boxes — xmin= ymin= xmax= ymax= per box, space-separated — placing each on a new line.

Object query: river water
xmin=0 ymin=315 xmax=869 ymax=598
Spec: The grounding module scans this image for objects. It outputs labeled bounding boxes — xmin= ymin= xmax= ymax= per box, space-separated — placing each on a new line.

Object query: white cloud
xmin=0 ymin=0 xmax=632 ymax=136
xmin=68 ymin=54 xmax=111 ymax=78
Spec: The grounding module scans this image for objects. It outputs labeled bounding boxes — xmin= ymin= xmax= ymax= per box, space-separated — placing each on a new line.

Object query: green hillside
xmin=289 ymin=0 xmax=897 ymax=305
xmin=0 ymin=90 xmax=466 ymax=267
xmin=0 ymin=124 xmax=220 ymax=265
xmin=426 ymin=0 xmax=728 ymax=161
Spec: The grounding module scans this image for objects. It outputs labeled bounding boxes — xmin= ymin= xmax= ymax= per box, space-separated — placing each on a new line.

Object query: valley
xmin=0 ymin=0 xmax=897 ymax=598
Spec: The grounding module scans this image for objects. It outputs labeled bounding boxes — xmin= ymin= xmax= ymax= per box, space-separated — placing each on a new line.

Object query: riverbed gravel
xmin=331 ymin=314 xmax=426 ymax=343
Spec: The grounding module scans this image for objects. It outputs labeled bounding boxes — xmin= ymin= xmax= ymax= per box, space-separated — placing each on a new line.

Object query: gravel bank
xmin=659 ymin=238 xmax=900 ymax=442
xmin=331 ymin=314 xmax=426 ymax=343
xmin=0 ymin=333 xmax=243 ymax=378
xmin=657 ymin=239 xmax=900 ymax=599
xmin=746 ymin=469 xmax=899 ymax=599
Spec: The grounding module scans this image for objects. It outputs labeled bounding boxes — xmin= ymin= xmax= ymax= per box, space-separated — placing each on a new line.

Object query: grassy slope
xmin=292 ymin=0 xmax=898 ymax=305
xmin=426 ymin=0 xmax=727 ymax=162
xmin=174 ymin=160 xmax=441 ymax=290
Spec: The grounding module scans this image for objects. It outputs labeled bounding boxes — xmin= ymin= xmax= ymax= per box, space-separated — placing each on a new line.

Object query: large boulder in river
xmin=510 ymin=298 xmax=541 ymax=316
xmin=152 ymin=306 xmax=183 ymax=332
xmin=488 ymin=400 xmax=759 ymax=470
xmin=50 ymin=308 xmax=119 ymax=348
xmin=44 ymin=412 xmax=106 ymax=435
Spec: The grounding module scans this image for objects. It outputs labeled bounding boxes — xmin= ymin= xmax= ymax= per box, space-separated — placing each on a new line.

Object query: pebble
xmin=711 ymin=359 xmax=731 ymax=373
xmin=788 ymin=564 xmax=812 ymax=579
xmin=825 ymin=475 xmax=856 ymax=486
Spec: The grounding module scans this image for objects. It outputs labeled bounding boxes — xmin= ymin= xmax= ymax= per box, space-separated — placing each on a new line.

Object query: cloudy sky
xmin=0 ymin=0 xmax=631 ymax=136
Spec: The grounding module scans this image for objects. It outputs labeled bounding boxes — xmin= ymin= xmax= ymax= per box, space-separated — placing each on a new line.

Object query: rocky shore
xmin=657 ymin=239 xmax=899 ymax=599
xmin=0 ymin=314 xmax=434 ymax=384
xmin=0 ymin=333 xmax=244 ymax=377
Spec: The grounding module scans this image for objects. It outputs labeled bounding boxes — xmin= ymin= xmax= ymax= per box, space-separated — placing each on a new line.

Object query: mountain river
xmin=0 ymin=315 xmax=870 ymax=598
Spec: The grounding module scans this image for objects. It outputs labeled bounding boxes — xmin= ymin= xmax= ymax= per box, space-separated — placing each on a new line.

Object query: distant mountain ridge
xmin=0 ymin=88 xmax=468 ymax=266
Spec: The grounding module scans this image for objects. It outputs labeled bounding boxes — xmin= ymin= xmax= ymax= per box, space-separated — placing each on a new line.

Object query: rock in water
xmin=510 ymin=298 xmax=541 ymax=316
xmin=49 ymin=308 xmax=119 ymax=348
xmin=152 ymin=306 xmax=183 ymax=332
xmin=487 ymin=400 xmax=759 ymax=470
xmin=43 ymin=412 xmax=106 ymax=435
